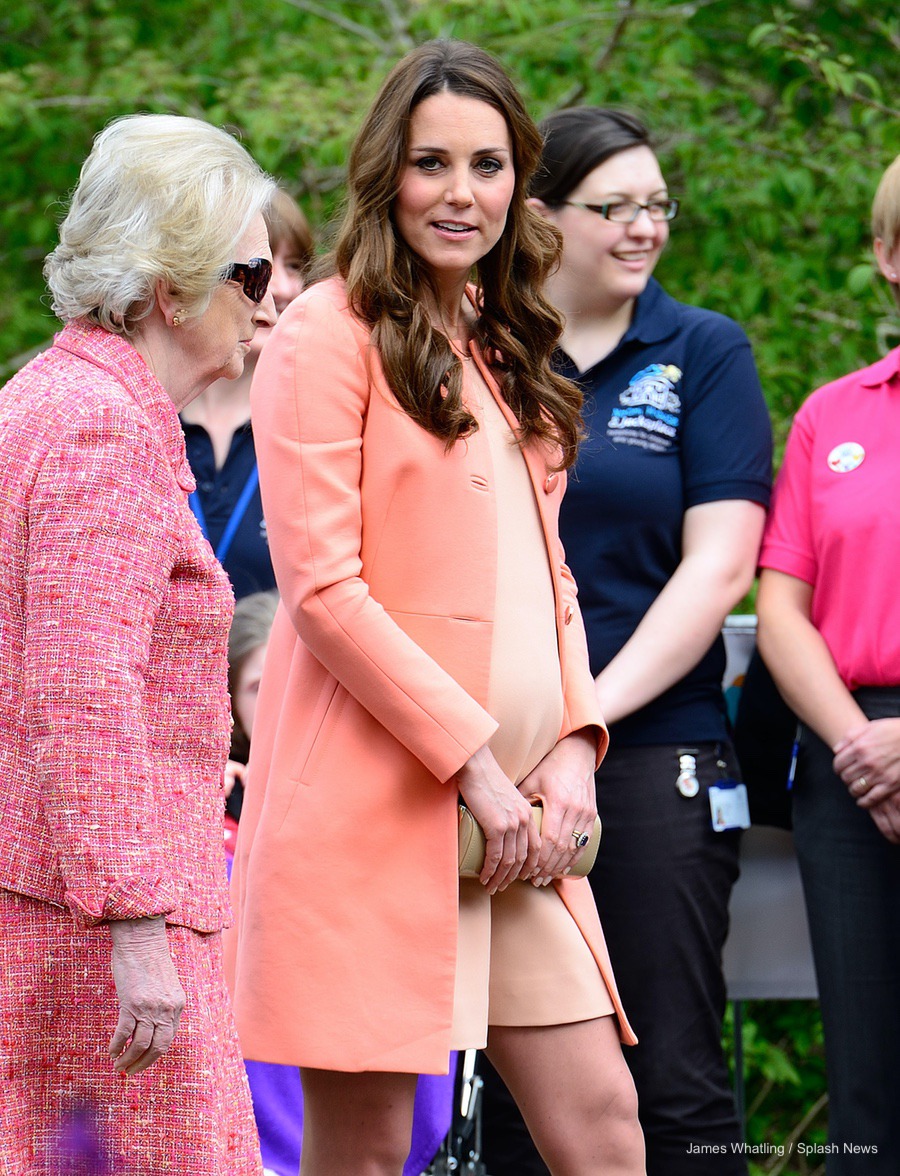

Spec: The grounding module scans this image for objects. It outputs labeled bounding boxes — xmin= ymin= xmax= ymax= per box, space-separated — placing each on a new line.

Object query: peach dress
xmin=451 ymin=355 xmax=614 ymax=1048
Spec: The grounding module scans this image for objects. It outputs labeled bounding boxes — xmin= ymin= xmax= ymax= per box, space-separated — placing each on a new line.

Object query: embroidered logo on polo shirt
xmin=607 ymin=363 xmax=683 ymax=452
xmin=827 ymin=442 xmax=865 ymax=473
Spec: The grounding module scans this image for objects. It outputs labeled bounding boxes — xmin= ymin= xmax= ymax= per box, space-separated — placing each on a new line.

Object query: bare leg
xmin=486 ymin=1016 xmax=646 ymax=1176
xmin=299 ymin=1067 xmax=418 ymax=1176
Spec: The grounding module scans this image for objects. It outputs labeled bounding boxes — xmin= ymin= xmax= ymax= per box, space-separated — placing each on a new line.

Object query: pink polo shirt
xmin=759 ymin=346 xmax=900 ymax=689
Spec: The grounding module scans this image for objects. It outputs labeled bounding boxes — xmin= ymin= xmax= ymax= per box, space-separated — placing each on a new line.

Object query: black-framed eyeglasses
xmin=561 ymin=198 xmax=680 ymax=224
xmin=222 ymin=257 xmax=273 ymax=303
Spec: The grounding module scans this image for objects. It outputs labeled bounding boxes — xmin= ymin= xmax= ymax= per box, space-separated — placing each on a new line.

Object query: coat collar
xmin=53 ymin=320 xmax=195 ymax=491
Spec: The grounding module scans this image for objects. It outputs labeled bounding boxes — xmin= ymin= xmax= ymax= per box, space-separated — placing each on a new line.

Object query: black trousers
xmin=480 ymin=742 xmax=746 ymax=1176
xmin=793 ymin=688 xmax=900 ymax=1175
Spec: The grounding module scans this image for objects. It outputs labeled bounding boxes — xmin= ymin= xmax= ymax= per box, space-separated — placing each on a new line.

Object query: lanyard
xmin=189 ymin=462 xmax=260 ymax=566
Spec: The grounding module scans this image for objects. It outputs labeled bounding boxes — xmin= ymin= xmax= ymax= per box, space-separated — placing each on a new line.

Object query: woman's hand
xmin=833 ymin=718 xmax=900 ymax=808
xmin=868 ymin=793 xmax=900 ymax=844
xmin=454 ymin=745 xmax=540 ymax=893
xmin=224 ymin=758 xmax=247 ymax=798
xmin=108 ymin=916 xmax=186 ymax=1075
xmin=517 ymin=728 xmax=598 ymax=886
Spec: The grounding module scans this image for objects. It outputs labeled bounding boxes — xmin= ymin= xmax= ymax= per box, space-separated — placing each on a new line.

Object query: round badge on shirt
xmin=827 ymin=442 xmax=865 ymax=473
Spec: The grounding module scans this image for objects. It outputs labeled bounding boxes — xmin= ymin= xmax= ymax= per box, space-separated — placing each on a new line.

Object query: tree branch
xmin=31 ymin=95 xmax=115 ymax=109
xmin=556 ymin=0 xmax=638 ymax=107
xmin=729 ymin=139 xmax=834 ymax=177
xmin=794 ymin=304 xmax=865 ymax=333
xmin=506 ymin=0 xmax=721 ymax=43
xmin=593 ymin=0 xmax=637 ymax=72
xmin=803 ymin=56 xmax=900 ymax=117
xmin=378 ymin=0 xmax=415 ymax=52
xmin=766 ymin=1090 xmax=829 ymax=1176
xmin=277 ymin=0 xmax=391 ymax=51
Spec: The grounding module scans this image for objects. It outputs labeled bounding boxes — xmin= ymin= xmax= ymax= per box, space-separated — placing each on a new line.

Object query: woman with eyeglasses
xmin=0 ymin=113 xmax=276 ymax=1172
xmin=479 ymin=108 xmax=771 ymax=1176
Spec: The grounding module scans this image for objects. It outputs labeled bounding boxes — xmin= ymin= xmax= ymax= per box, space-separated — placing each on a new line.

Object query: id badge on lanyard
xmin=675 ymin=748 xmax=751 ymax=832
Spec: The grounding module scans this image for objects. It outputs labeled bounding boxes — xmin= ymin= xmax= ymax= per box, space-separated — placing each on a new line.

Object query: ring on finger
xmin=572 ymin=830 xmax=590 ymax=849
xmin=854 ymin=775 xmax=870 ymax=794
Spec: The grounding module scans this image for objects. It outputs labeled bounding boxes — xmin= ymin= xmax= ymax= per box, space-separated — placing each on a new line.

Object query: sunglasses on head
xmin=222 ymin=257 xmax=273 ymax=304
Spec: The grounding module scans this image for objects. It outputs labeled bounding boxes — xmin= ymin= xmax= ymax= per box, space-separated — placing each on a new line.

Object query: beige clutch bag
xmin=458 ymin=800 xmax=601 ymax=879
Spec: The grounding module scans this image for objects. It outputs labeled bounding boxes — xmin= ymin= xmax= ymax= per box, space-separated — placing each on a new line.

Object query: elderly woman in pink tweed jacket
xmin=0 ymin=114 xmax=276 ymax=1174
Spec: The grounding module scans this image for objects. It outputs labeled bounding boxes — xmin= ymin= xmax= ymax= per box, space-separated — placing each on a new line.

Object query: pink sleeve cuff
xmin=65 ymin=875 xmax=177 ymax=928
xmin=758 ymin=538 xmax=817 ymax=587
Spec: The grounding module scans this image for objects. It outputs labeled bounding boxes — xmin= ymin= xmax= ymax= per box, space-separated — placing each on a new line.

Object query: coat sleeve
xmin=251 ymin=289 xmax=499 ymax=783
xmin=25 ymin=405 xmax=180 ymax=926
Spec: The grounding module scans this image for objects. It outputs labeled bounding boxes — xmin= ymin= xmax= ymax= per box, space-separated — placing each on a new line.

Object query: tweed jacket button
xmin=543 ymin=472 xmax=559 ymax=494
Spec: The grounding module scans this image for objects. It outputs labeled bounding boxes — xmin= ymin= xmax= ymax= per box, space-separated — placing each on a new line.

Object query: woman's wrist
xmin=557 ymin=727 xmax=599 ymax=769
xmin=832 ymin=718 xmax=871 ymax=754
xmin=453 ymin=743 xmax=493 ymax=788
xmin=109 ymin=915 xmax=167 ymax=943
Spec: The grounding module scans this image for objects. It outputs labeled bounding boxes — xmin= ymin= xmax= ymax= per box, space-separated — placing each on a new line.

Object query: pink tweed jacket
xmin=0 ymin=322 xmax=234 ymax=931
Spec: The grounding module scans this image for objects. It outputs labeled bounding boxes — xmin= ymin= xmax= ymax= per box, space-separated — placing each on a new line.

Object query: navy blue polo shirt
xmin=182 ymin=420 xmax=276 ymax=600
xmin=557 ymin=278 xmax=772 ymax=746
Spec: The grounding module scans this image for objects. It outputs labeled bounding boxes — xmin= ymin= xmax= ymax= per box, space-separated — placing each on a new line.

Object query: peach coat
xmin=228 ymin=279 xmax=636 ymax=1074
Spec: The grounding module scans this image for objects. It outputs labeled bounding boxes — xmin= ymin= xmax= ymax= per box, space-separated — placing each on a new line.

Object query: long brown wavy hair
xmin=329 ymin=40 xmax=583 ymax=469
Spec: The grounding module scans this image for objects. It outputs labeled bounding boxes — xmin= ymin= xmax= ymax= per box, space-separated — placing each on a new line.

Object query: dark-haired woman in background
xmin=481 ymin=108 xmax=769 ymax=1176
xmin=184 ymin=188 xmax=311 ymax=826
xmin=229 ymin=43 xmax=645 ymax=1176
xmin=182 ymin=188 xmax=313 ymax=603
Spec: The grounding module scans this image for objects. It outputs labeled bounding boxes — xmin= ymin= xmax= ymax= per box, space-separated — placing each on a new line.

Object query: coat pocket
xmin=296 ymin=679 xmax=349 ymax=785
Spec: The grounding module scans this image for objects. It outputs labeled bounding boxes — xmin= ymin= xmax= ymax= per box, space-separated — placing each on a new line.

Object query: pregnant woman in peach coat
xmin=229 ymin=40 xmax=645 ymax=1176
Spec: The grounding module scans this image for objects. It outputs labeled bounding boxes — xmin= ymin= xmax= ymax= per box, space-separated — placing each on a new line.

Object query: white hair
xmin=44 ymin=113 xmax=276 ymax=334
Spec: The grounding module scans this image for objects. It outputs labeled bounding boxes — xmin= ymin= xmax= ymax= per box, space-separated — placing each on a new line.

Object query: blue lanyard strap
xmin=189 ymin=462 xmax=260 ymax=565
xmin=787 ymin=723 xmax=801 ymax=791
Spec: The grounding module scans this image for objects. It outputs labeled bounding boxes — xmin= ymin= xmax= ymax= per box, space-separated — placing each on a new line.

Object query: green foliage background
xmin=3 ymin=0 xmax=900 ymax=452
xmin=2 ymin=4 xmax=897 ymax=1166
xmin=726 ymin=1000 xmax=829 ymax=1175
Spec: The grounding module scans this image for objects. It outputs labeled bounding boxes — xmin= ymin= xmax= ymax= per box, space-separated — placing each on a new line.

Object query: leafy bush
xmin=727 ymin=1000 xmax=829 ymax=1175
xmin=3 ymin=0 xmax=899 ymax=448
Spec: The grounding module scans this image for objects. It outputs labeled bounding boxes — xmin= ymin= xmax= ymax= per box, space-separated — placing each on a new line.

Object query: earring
xmin=172 ymin=311 xmax=186 ymax=327
xmin=892 ymin=272 xmax=898 ymax=281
